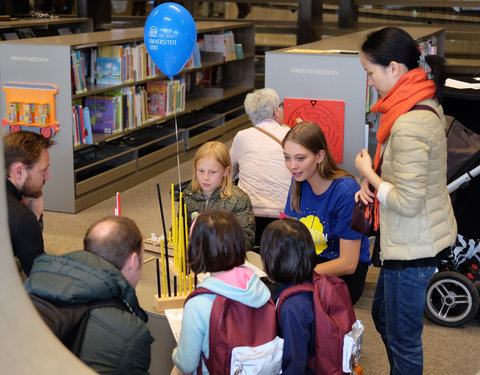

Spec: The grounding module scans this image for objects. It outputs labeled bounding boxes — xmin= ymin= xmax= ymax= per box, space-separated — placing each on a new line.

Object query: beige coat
xmin=377 ymin=98 xmax=457 ymax=261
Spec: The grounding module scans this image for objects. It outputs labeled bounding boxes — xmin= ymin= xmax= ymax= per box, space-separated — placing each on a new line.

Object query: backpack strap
xmin=30 ymin=293 xmax=128 ymax=356
xmin=183 ymin=287 xmax=218 ymax=375
xmin=69 ymin=298 xmax=129 ymax=355
xmin=410 ymin=104 xmax=440 ymax=119
xmin=275 ymin=281 xmax=313 ymax=322
xmin=254 ymin=126 xmax=282 ymax=145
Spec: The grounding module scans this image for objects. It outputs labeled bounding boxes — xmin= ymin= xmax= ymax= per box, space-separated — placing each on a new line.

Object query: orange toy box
xmin=2 ymin=82 xmax=59 ymax=138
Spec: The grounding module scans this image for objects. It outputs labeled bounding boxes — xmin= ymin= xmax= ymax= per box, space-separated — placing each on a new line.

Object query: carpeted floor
xmin=43 ymin=139 xmax=480 ymax=375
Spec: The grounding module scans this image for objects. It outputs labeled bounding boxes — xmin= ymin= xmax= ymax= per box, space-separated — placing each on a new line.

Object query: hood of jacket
xmin=197 ymin=267 xmax=270 ymax=308
xmin=24 ymin=250 xmax=147 ymax=321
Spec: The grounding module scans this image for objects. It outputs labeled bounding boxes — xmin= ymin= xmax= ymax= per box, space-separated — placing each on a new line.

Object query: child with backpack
xmin=260 ymin=218 xmax=357 ymax=375
xmin=172 ymin=210 xmax=282 ymax=375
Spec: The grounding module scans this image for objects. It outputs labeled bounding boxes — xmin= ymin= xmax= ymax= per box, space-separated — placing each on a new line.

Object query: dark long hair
xmin=361 ymin=27 xmax=446 ymax=99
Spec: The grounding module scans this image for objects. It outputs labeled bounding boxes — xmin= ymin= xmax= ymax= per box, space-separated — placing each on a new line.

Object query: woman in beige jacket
xmin=355 ymin=27 xmax=457 ymax=375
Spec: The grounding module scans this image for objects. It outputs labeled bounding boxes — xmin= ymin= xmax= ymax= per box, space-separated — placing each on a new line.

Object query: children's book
xmin=96 ymin=57 xmax=122 ymax=84
xmin=193 ymin=42 xmax=202 ymax=68
xmin=196 ymin=68 xmax=212 ymax=88
xmin=82 ymin=107 xmax=93 ymax=144
xmin=84 ymin=96 xmax=117 ymax=134
xmin=147 ymin=81 xmax=168 ymax=117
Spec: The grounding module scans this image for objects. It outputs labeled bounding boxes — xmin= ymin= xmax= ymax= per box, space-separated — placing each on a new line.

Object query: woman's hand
xmin=355 ymin=149 xmax=373 ymax=177
xmin=355 ymin=178 xmax=375 ymax=204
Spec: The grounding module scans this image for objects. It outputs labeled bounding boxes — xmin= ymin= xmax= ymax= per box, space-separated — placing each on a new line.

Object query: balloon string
xmin=171 ymin=76 xmax=182 ymax=193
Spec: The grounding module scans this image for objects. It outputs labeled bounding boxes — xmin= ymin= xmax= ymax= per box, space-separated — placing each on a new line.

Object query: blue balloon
xmin=144 ymin=3 xmax=197 ymax=77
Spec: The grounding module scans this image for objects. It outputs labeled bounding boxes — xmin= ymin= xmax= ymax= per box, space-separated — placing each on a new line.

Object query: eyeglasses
xmin=278 ymin=102 xmax=284 ymax=109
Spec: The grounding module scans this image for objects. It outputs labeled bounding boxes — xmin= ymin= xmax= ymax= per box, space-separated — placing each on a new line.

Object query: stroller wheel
xmin=425 ymin=271 xmax=480 ymax=327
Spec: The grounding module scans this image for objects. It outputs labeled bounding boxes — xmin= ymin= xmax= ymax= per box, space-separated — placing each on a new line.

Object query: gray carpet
xmin=43 ymin=139 xmax=480 ymax=375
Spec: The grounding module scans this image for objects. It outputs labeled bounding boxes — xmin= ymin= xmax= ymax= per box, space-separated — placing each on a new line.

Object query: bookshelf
xmin=0 ymin=21 xmax=255 ymax=213
xmin=265 ymin=26 xmax=445 ymax=175
xmin=0 ymin=17 xmax=93 ymax=40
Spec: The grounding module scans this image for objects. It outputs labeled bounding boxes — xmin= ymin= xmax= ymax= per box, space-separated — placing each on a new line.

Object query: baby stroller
xmin=425 ymin=115 xmax=480 ymax=327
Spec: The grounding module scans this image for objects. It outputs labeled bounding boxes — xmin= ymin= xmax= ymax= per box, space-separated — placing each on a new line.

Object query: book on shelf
xmin=147 ymin=81 xmax=168 ymax=117
xmin=202 ymin=31 xmax=236 ymax=62
xmin=17 ymin=28 xmax=35 ymax=39
xmin=131 ymin=43 xmax=145 ymax=81
xmin=223 ymin=31 xmax=236 ymax=61
xmin=196 ymin=68 xmax=212 ymax=88
xmin=166 ymin=80 xmax=176 ymax=116
xmin=89 ymin=48 xmax=97 ymax=84
xmin=58 ymin=28 xmax=72 ymax=35
xmin=107 ymin=90 xmax=125 ymax=133
xmin=72 ymin=105 xmax=93 ymax=146
xmin=212 ymin=66 xmax=223 ymax=86
xmin=82 ymin=107 xmax=93 ymax=144
xmin=96 ymin=57 xmax=122 ymax=85
xmin=193 ymin=42 xmax=202 ymax=68
xmin=71 ymin=50 xmax=88 ymax=94
xmin=235 ymin=43 xmax=243 ymax=59
xmin=203 ymin=33 xmax=226 ymax=59
xmin=179 ymin=79 xmax=186 ymax=113
xmin=3 ymin=32 xmax=19 ymax=40
xmin=71 ymin=51 xmax=82 ymax=94
xmin=146 ymin=78 xmax=186 ymax=117
xmin=184 ymin=42 xmax=202 ymax=70
xmin=84 ymin=96 xmax=121 ymax=135
xmin=119 ymin=87 xmax=136 ymax=130
xmin=134 ymin=86 xmax=148 ymax=126
xmin=72 ymin=106 xmax=79 ymax=146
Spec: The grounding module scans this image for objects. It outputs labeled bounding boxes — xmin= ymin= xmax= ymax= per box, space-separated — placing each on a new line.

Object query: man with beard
xmin=4 ymin=131 xmax=54 ymax=277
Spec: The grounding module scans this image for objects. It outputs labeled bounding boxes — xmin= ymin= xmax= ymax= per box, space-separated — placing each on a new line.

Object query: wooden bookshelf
xmin=0 ymin=21 xmax=254 ymax=213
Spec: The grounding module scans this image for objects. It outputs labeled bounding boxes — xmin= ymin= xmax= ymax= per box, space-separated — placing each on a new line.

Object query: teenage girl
xmin=172 ymin=210 xmax=271 ymax=374
xmin=282 ymin=121 xmax=370 ymax=304
xmin=181 ymin=141 xmax=255 ymax=250
xmin=260 ymin=218 xmax=317 ymax=375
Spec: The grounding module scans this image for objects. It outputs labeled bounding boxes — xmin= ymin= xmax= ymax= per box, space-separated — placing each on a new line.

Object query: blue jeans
xmin=372 ymin=266 xmax=435 ymax=375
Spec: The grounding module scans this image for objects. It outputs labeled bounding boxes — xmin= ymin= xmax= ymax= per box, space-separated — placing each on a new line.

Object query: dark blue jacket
xmin=274 ymin=282 xmax=316 ymax=375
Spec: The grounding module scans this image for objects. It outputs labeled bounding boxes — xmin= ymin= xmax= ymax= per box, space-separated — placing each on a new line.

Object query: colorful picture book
xmin=147 ymin=81 xmax=168 ymax=117
xmin=96 ymin=57 xmax=122 ymax=85
xmin=84 ymin=96 xmax=118 ymax=134
xmin=72 ymin=105 xmax=93 ymax=146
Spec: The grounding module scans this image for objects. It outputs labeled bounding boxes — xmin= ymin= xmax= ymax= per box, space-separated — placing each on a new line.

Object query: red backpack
xmin=276 ymin=272 xmax=357 ymax=375
xmin=184 ymin=287 xmax=280 ymax=375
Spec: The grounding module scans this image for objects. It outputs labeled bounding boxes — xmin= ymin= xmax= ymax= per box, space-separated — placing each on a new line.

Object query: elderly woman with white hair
xmin=230 ymin=88 xmax=292 ymax=247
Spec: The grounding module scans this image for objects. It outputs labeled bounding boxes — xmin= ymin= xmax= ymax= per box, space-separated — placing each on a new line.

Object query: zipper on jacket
xmin=203 ymin=194 xmax=210 ymax=209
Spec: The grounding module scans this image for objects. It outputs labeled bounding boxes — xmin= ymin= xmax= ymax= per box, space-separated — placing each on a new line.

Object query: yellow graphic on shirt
xmin=300 ymin=215 xmax=328 ymax=255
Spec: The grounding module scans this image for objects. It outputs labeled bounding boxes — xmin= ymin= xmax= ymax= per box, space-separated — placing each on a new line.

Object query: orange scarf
xmin=369 ymin=68 xmax=436 ymax=229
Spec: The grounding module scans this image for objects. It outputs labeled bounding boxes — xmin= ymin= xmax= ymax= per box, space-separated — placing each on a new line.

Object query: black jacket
xmin=6 ymin=178 xmax=44 ymax=275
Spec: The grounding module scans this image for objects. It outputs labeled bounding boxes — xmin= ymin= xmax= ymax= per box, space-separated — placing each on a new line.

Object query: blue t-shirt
xmin=284 ymin=177 xmax=370 ymax=263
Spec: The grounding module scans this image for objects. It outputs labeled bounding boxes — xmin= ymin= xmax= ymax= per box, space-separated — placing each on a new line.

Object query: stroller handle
xmin=448 ymin=164 xmax=480 ymax=194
